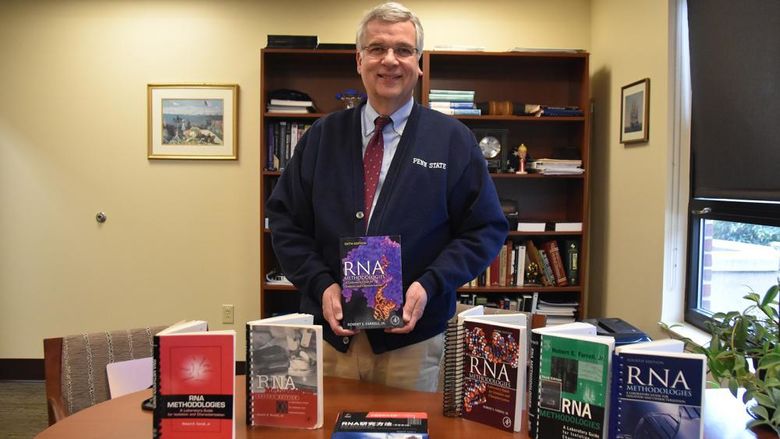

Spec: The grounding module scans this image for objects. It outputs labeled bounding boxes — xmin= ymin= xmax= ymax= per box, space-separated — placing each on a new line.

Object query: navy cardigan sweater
xmin=266 ymin=102 xmax=507 ymax=353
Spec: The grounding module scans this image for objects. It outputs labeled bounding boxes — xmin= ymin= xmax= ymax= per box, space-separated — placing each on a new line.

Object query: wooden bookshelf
xmin=260 ymin=49 xmax=590 ymax=318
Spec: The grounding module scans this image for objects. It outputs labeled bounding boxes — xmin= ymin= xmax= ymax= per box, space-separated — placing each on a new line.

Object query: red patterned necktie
xmin=363 ymin=116 xmax=392 ymax=222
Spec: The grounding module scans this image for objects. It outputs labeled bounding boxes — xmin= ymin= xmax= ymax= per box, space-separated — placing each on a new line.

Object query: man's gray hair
xmin=356 ymin=2 xmax=424 ymax=56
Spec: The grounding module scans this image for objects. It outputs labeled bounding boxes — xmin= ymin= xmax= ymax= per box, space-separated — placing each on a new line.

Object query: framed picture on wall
xmin=619 ymin=78 xmax=649 ymax=144
xmin=147 ymin=84 xmax=238 ymax=159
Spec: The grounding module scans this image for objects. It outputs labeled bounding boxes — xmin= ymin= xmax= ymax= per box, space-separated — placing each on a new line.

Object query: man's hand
xmin=322 ymin=283 xmax=357 ymax=336
xmin=386 ymin=281 xmax=427 ymax=334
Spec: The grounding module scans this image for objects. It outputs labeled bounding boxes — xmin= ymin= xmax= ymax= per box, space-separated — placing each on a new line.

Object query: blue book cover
xmin=609 ymin=344 xmax=706 ymax=439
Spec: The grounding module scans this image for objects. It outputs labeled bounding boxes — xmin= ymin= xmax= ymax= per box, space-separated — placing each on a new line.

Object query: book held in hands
xmin=152 ymin=321 xmax=236 ymax=439
xmin=340 ymin=235 xmax=403 ymax=330
xmin=246 ymin=313 xmax=323 ymax=429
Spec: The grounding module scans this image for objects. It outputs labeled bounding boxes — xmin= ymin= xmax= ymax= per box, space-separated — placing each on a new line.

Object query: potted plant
xmin=678 ymin=281 xmax=779 ymax=435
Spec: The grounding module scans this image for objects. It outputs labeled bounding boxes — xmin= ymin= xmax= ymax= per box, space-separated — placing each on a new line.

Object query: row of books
xmin=265 ymin=121 xmax=311 ymax=172
xmin=458 ymin=292 xmax=578 ymax=325
xmin=464 ymin=239 xmax=579 ymax=288
xmin=443 ymin=310 xmax=707 ymax=438
xmin=427 ymin=89 xmax=482 ymax=115
xmin=152 ymin=314 xmax=325 ymax=439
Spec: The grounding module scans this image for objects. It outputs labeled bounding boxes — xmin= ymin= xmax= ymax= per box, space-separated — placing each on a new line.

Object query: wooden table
xmin=35 ymin=376 xmax=774 ymax=438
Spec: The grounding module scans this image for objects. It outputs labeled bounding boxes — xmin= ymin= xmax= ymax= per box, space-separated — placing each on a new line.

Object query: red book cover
xmin=154 ymin=330 xmax=235 ymax=439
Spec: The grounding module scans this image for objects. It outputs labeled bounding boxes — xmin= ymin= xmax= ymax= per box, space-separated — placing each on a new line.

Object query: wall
xmin=588 ymin=0 xmax=670 ymax=339
xmin=0 ymin=0 xmax=591 ymax=359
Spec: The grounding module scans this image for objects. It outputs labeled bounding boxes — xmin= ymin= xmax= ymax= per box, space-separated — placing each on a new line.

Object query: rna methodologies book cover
xmin=246 ymin=313 xmax=323 ymax=429
xmin=153 ymin=323 xmax=235 ymax=439
xmin=462 ymin=314 xmax=528 ymax=432
xmin=535 ymin=332 xmax=614 ymax=439
xmin=608 ymin=339 xmax=706 ymax=439
xmin=340 ymin=235 xmax=403 ymax=330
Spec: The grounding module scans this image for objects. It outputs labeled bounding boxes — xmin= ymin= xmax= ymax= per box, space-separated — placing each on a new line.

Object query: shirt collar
xmin=362 ymin=97 xmax=414 ymax=138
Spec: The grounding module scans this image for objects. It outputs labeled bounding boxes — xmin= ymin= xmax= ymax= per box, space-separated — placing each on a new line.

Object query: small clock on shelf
xmin=472 ymin=128 xmax=509 ymax=173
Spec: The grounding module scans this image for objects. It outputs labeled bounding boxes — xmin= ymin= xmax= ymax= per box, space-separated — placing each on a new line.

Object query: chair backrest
xmin=43 ymin=325 xmax=168 ymax=425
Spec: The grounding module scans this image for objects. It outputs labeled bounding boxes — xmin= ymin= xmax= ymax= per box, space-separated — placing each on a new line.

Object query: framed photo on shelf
xmin=619 ymin=78 xmax=649 ymax=144
xmin=147 ymin=84 xmax=238 ymax=159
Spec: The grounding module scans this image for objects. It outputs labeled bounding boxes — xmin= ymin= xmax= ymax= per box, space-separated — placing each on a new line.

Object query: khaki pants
xmin=323 ymin=331 xmax=444 ymax=392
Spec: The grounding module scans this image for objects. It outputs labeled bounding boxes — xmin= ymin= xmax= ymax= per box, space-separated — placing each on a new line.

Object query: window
xmin=683 ymin=1 xmax=780 ymax=330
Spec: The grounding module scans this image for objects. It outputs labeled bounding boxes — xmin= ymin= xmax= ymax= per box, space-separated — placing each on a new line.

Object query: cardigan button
xmin=342 ymin=336 xmax=350 ymax=344
xmin=355 ymin=211 xmax=364 ymax=219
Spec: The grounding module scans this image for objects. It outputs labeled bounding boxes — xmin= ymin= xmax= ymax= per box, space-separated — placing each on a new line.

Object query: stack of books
xmin=266 ymin=97 xmax=314 ymax=114
xmin=428 ymin=89 xmax=481 ymax=115
xmin=528 ymin=158 xmax=583 ymax=175
xmin=535 ymin=298 xmax=577 ymax=325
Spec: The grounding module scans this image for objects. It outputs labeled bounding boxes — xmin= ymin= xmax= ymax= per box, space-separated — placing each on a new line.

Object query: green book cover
xmin=536 ymin=334 xmax=613 ymax=439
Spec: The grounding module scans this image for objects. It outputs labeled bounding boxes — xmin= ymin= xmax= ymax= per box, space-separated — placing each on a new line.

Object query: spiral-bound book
xmin=462 ymin=314 xmax=528 ymax=432
xmin=152 ymin=321 xmax=235 ymax=439
xmin=245 ymin=313 xmax=323 ymax=429
xmin=442 ymin=306 xmax=545 ymax=422
xmin=608 ymin=339 xmax=706 ymax=439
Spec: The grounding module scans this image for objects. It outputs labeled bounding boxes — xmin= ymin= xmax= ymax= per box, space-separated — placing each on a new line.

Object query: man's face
xmin=356 ymin=19 xmax=422 ymax=115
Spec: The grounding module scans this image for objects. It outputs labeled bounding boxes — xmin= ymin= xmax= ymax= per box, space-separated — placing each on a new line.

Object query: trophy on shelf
xmin=515 ymin=143 xmax=528 ymax=174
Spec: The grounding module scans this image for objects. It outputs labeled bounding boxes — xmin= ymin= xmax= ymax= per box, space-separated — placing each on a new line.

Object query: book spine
xmin=515 ymin=245 xmax=526 ymax=287
xmin=538 ymin=250 xmax=556 ymax=286
xmin=565 ymin=240 xmax=580 ymax=285
xmin=245 ymin=324 xmax=252 ymax=426
xmin=543 ymin=241 xmax=568 ymax=286
xmin=607 ymin=353 xmax=623 ymax=439
xmin=528 ymin=331 xmax=541 ymax=437
xmin=152 ymin=335 xmax=162 ymax=439
xmin=266 ymin=123 xmax=275 ymax=171
xmin=441 ymin=320 xmax=465 ymax=417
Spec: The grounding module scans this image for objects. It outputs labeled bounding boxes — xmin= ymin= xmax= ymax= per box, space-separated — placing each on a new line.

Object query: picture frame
xmin=147 ymin=84 xmax=238 ymax=159
xmin=619 ymin=78 xmax=650 ymax=144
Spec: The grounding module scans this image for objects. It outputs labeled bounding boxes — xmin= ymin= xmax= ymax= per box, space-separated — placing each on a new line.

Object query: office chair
xmin=43 ymin=324 xmax=167 ymax=425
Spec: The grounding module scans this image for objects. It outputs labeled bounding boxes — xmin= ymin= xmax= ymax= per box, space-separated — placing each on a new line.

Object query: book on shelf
xmin=266 ymin=105 xmax=311 ymax=114
xmin=531 ymin=323 xmax=615 ymax=439
xmin=430 ymin=107 xmax=482 ymax=116
xmin=340 ymin=235 xmax=403 ymax=330
xmin=564 ymin=240 xmax=580 ymax=286
xmin=513 ymin=243 xmax=526 ymax=287
xmin=153 ymin=321 xmax=235 ymax=439
xmin=555 ymin=222 xmax=583 ymax=232
xmin=429 ymin=89 xmax=476 ymax=96
xmin=331 ymin=411 xmax=429 ymax=438
xmin=246 ymin=313 xmax=323 ymax=429
xmin=540 ymin=106 xmax=584 ymax=117
xmin=428 ymin=101 xmax=477 ymax=109
xmin=528 ymin=322 xmax=597 ymax=437
xmin=541 ymin=240 xmax=568 ymax=286
xmin=608 ymin=339 xmax=706 ymax=439
xmin=269 ymin=98 xmax=313 ymax=107
xmin=525 ymin=240 xmax=551 ymax=287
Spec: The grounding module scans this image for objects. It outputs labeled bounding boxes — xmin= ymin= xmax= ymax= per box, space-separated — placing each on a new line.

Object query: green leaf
xmin=761 ymin=284 xmax=779 ymax=307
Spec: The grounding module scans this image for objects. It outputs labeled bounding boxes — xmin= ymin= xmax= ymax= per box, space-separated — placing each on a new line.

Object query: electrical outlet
xmin=221 ymin=304 xmax=234 ymax=324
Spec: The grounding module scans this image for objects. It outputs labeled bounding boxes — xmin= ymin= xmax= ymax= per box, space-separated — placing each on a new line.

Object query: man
xmin=266 ymin=2 xmax=507 ymax=392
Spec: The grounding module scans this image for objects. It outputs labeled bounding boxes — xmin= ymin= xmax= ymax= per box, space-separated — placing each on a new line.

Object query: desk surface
xmin=36 ymin=376 xmax=772 ymax=439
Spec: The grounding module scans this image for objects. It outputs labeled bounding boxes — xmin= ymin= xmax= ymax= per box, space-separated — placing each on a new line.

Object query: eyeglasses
xmin=362 ymin=44 xmax=418 ymax=59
